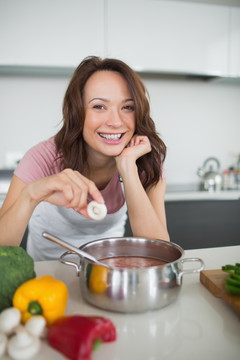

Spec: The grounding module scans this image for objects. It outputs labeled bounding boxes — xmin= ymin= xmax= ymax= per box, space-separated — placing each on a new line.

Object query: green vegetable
xmin=222 ymin=263 xmax=240 ymax=275
xmin=222 ymin=263 xmax=240 ymax=295
xmin=0 ymin=246 xmax=36 ymax=312
xmin=225 ymin=284 xmax=240 ymax=295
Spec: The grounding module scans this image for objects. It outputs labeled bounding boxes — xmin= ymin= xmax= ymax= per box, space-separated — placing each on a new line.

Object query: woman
xmin=0 ymin=56 xmax=169 ymax=260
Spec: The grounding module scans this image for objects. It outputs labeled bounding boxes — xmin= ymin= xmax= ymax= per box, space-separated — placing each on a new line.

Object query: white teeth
xmin=100 ymin=133 xmax=122 ymax=140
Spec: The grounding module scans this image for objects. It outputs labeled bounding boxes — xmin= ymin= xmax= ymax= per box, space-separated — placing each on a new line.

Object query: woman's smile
xmin=98 ymin=132 xmax=126 ymax=143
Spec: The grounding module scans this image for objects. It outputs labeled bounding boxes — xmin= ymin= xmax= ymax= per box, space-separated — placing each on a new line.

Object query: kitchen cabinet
xmin=165 ymin=200 xmax=240 ymax=249
xmin=106 ymin=0 xmax=229 ymax=76
xmin=229 ymin=7 xmax=240 ymax=77
xmin=0 ymin=0 xmax=239 ymax=78
xmin=0 ymin=0 xmax=105 ymax=67
xmin=124 ymin=199 xmax=240 ymax=249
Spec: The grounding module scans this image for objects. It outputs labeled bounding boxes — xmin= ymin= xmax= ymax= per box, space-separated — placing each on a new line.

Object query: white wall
xmin=143 ymin=76 xmax=240 ymax=184
xmin=0 ymin=75 xmax=68 ymax=166
xmin=0 ymin=74 xmax=240 ymax=185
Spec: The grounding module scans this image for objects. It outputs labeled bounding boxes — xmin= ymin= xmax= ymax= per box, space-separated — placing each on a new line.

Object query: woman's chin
xmin=100 ymin=144 xmax=126 ymax=157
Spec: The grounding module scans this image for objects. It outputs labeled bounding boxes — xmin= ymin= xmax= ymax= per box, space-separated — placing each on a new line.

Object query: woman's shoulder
xmin=30 ymin=136 xmax=56 ymax=154
xmin=23 ymin=137 xmax=58 ymax=164
xmin=14 ymin=137 xmax=60 ymax=183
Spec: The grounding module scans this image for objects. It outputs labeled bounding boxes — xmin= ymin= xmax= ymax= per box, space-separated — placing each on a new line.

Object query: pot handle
xmin=59 ymin=250 xmax=81 ymax=276
xmin=176 ymin=257 xmax=205 ymax=285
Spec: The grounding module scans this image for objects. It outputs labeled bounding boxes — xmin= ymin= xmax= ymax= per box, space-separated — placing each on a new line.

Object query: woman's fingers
xmin=122 ymin=135 xmax=152 ymax=160
xmin=63 ymin=170 xmax=105 ymax=211
xmin=31 ymin=169 xmax=105 ymax=213
xmin=66 ymin=170 xmax=105 ymax=210
xmin=86 ymin=178 xmax=105 ymax=204
xmin=62 ymin=170 xmax=89 ymax=210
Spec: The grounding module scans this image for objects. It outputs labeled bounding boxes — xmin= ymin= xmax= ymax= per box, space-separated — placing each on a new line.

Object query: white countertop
xmin=3 ymin=245 xmax=239 ymax=360
xmin=165 ymin=190 xmax=240 ymax=201
xmin=1 ymin=190 xmax=240 ymax=209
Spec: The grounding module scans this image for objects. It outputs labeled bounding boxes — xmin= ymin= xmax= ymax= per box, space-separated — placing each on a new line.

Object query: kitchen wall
xmin=0 ymin=0 xmax=240 ymax=186
xmin=1 ymin=74 xmax=240 ymax=186
xmin=143 ymin=76 xmax=240 ymax=185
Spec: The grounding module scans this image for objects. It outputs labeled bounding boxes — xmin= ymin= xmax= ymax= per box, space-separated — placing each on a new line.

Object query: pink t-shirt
xmin=14 ymin=137 xmax=125 ymax=214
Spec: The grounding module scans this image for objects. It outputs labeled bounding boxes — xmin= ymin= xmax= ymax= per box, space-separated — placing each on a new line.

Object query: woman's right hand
xmin=0 ymin=169 xmax=104 ymax=246
xmin=27 ymin=169 xmax=104 ymax=217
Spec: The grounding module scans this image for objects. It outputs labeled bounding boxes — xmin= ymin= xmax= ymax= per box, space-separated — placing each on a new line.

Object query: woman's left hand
xmin=116 ymin=135 xmax=151 ymax=163
xmin=115 ymin=135 xmax=151 ymax=176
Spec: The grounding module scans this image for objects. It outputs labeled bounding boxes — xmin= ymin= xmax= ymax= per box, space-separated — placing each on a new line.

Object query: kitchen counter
xmin=165 ymin=190 xmax=240 ymax=201
xmin=3 ymin=245 xmax=240 ymax=360
xmin=1 ymin=190 xmax=240 ymax=208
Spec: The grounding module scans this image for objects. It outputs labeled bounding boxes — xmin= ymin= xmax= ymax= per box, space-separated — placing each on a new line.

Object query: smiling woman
xmin=0 ymin=56 xmax=169 ymax=260
xmin=83 ymin=70 xmax=135 ymax=158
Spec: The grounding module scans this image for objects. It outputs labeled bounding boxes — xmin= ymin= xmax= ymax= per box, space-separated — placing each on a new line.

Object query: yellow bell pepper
xmin=89 ymin=265 xmax=108 ymax=294
xmin=12 ymin=275 xmax=68 ymax=326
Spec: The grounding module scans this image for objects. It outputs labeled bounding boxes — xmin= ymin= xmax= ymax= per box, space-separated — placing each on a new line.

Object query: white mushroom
xmin=87 ymin=201 xmax=107 ymax=220
xmin=7 ymin=327 xmax=41 ymax=360
xmin=25 ymin=316 xmax=47 ymax=338
xmin=0 ymin=332 xmax=7 ymax=357
xmin=0 ymin=307 xmax=21 ymax=335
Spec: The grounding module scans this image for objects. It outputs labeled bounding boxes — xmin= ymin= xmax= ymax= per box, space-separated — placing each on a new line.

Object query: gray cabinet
xmin=165 ymin=200 xmax=240 ymax=249
xmin=124 ymin=199 xmax=240 ymax=250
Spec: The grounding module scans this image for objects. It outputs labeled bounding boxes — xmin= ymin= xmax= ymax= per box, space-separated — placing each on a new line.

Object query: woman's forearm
xmin=0 ymin=189 xmax=37 ymax=246
xmin=120 ymin=164 xmax=170 ymax=242
xmin=0 ymin=169 xmax=105 ymax=246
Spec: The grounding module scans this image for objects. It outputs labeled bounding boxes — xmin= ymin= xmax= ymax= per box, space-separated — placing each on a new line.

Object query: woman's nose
xmin=105 ymin=109 xmax=123 ymax=127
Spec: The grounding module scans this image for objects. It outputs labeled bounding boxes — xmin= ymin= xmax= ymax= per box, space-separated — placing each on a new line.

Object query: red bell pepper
xmin=47 ymin=315 xmax=117 ymax=360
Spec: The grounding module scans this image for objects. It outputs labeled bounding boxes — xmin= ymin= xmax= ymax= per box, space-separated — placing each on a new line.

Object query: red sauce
xmin=100 ymin=256 xmax=167 ymax=268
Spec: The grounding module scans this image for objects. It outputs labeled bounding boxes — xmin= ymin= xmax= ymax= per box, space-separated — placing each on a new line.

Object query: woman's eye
xmin=123 ymin=105 xmax=135 ymax=111
xmin=93 ymin=104 xmax=104 ymax=110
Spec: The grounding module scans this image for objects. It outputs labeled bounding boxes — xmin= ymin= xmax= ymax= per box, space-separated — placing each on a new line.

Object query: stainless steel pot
xmin=60 ymin=237 xmax=204 ymax=313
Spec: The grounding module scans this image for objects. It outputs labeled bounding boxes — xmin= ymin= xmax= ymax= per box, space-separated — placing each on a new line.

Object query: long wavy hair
xmin=55 ymin=56 xmax=166 ymax=190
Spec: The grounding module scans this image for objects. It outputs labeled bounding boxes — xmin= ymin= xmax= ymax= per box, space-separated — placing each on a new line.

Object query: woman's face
xmin=83 ymin=70 xmax=135 ymax=159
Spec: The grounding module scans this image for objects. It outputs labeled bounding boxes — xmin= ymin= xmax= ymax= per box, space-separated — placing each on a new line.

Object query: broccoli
xmin=0 ymin=246 xmax=36 ymax=312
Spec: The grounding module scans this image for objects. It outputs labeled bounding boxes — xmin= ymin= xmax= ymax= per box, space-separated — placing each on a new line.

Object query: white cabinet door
xmin=0 ymin=0 xmax=105 ymax=67
xmin=106 ymin=0 xmax=229 ymax=76
xmin=229 ymin=7 xmax=240 ymax=77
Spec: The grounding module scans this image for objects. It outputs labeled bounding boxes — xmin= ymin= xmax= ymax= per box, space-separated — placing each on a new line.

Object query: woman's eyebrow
xmin=123 ymin=98 xmax=134 ymax=102
xmin=88 ymin=97 xmax=134 ymax=104
xmin=88 ymin=97 xmax=108 ymax=104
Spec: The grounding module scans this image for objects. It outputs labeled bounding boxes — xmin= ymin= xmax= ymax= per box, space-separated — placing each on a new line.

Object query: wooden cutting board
xmin=200 ymin=269 xmax=240 ymax=318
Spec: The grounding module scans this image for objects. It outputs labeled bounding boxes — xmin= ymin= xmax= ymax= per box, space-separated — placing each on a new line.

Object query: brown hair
xmin=55 ymin=56 xmax=166 ymax=190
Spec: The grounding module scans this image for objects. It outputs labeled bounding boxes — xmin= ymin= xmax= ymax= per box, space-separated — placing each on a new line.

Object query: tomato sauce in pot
xmin=100 ymin=256 xmax=168 ymax=268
